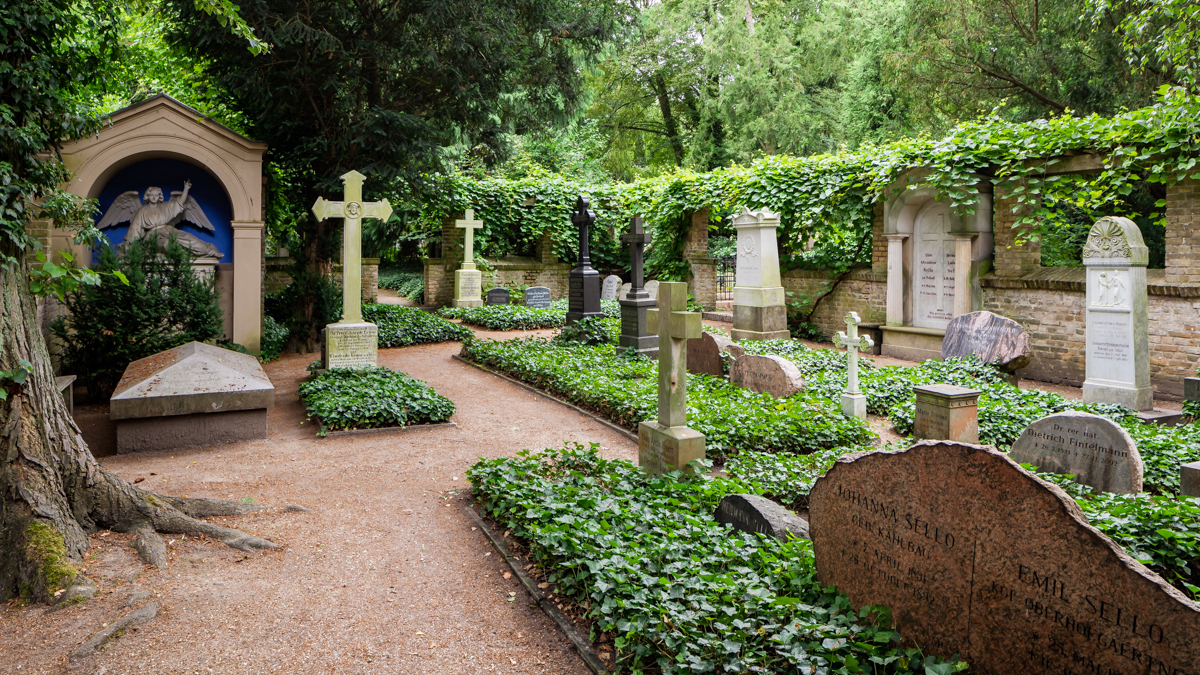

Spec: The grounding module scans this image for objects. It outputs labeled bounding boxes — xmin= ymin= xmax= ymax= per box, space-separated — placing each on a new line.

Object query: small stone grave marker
xmin=524 ymin=286 xmax=551 ymax=308
xmin=601 ymin=274 xmax=621 ymax=300
xmin=687 ymin=332 xmax=737 ymax=377
xmin=617 ymin=282 xmax=631 ymax=300
xmin=485 ymin=288 xmax=510 ymax=305
xmin=941 ymin=310 xmax=1031 ymax=373
xmin=644 ymin=280 xmax=659 ymax=300
xmin=913 ymin=384 xmax=979 ymax=443
xmin=715 ymin=494 xmax=809 ymax=541
xmin=730 ymin=354 xmax=804 ymax=397
xmin=809 ymin=440 xmax=1200 ymax=675
xmin=1009 ymin=410 xmax=1143 ymax=493
xmin=1185 ymin=377 xmax=1199 ymax=403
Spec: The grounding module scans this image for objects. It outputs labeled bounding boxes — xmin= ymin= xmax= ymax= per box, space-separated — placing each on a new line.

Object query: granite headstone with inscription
xmin=485 ymin=288 xmax=510 ymax=305
xmin=524 ymin=286 xmax=551 ymax=309
xmin=941 ymin=311 xmax=1031 ymax=373
xmin=730 ymin=354 xmax=805 ymax=398
xmin=715 ymin=494 xmax=809 ymax=541
xmin=809 ymin=440 xmax=1200 ymax=675
xmin=687 ymin=331 xmax=737 ymax=377
xmin=1008 ymin=410 xmax=1143 ymax=493
xmin=601 ymin=275 xmax=621 ymax=300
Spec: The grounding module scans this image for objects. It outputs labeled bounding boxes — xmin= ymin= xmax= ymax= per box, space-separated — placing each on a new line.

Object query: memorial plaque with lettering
xmin=325 ymin=322 xmax=378 ymax=369
xmin=809 ymin=441 xmax=1200 ymax=675
xmin=941 ymin=311 xmax=1031 ymax=372
xmin=524 ymin=286 xmax=551 ymax=308
xmin=1008 ymin=410 xmax=1143 ymax=493
xmin=485 ymin=288 xmax=511 ymax=305
xmin=729 ymin=354 xmax=805 ymax=397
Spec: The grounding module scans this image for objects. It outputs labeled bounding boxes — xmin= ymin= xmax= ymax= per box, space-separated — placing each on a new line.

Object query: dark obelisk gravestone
xmin=565 ymin=196 xmax=603 ymax=327
xmin=618 ymin=215 xmax=658 ymax=355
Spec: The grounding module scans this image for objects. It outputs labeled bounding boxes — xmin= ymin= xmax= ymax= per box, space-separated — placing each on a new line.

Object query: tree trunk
xmin=0 ymin=255 xmax=274 ymax=602
xmin=652 ymin=72 xmax=686 ymax=166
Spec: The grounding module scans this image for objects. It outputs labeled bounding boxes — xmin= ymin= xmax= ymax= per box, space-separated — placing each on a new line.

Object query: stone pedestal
xmin=1082 ymin=217 xmax=1152 ymax=411
xmin=638 ymin=421 xmax=706 ymax=475
xmin=731 ymin=208 xmax=789 ymax=341
xmin=323 ymin=322 xmax=378 ymax=369
xmin=618 ymin=295 xmax=658 ymax=355
xmin=912 ymin=384 xmax=980 ymax=443
xmin=453 ymin=262 xmax=483 ymax=308
xmin=841 ymin=393 xmax=867 ymax=419
xmin=1182 ymin=461 xmax=1200 ymax=498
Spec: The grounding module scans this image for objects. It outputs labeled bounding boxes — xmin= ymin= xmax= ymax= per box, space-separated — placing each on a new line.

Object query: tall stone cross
xmin=618 ymin=215 xmax=658 ymax=354
xmin=833 ymin=311 xmax=874 ymax=419
xmin=621 ymin=215 xmax=652 ymax=299
xmin=452 ymin=208 xmax=484 ymax=307
xmin=638 ymin=281 xmax=705 ymax=474
xmin=456 ymin=208 xmax=483 ymax=264
xmin=312 ymin=169 xmax=392 ymax=324
xmin=565 ymin=195 xmax=602 ymax=326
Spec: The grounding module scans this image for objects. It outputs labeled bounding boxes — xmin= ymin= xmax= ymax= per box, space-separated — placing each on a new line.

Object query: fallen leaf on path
xmin=537 ymin=583 xmax=549 ymax=589
xmin=502 ymin=572 xmax=512 ymax=580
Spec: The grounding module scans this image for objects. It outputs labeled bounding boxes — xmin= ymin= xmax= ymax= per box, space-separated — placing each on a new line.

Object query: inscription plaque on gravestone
xmin=1008 ymin=410 xmax=1143 ymax=493
xmin=524 ymin=286 xmax=551 ymax=308
xmin=601 ymin=275 xmax=621 ymax=300
xmin=941 ymin=311 xmax=1031 ymax=373
xmin=485 ymin=288 xmax=510 ymax=305
xmin=809 ymin=441 xmax=1200 ymax=675
xmin=715 ymin=494 xmax=809 ymax=541
xmin=729 ymin=354 xmax=805 ymax=398
xmin=325 ymin=323 xmax=378 ymax=369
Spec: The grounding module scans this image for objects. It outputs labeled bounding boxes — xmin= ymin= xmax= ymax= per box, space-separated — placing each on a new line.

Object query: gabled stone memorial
xmin=809 ymin=441 xmax=1200 ymax=675
xmin=1008 ymin=410 xmax=1143 ymax=493
xmin=110 ymin=342 xmax=275 ymax=453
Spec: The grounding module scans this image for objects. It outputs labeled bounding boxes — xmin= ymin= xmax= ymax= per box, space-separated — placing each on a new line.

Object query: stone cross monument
xmin=731 ymin=207 xmax=789 ymax=340
xmin=566 ymin=195 xmax=603 ymax=327
xmin=453 ymin=208 xmax=484 ymax=308
xmin=312 ymin=169 xmax=393 ymax=368
xmin=618 ymin=215 xmax=658 ymax=355
xmin=1082 ymin=216 xmax=1152 ymax=411
xmin=638 ymin=282 xmax=705 ymax=475
xmin=833 ymin=311 xmax=875 ymax=419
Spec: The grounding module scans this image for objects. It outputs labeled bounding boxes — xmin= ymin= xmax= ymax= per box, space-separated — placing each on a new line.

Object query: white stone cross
xmin=456 ymin=208 xmax=484 ymax=264
xmin=312 ymin=170 xmax=393 ymax=324
xmin=833 ymin=311 xmax=874 ymax=419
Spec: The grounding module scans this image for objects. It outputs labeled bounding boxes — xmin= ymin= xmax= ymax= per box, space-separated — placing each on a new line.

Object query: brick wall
xmin=870 ymin=201 xmax=886 ymax=273
xmin=682 ymin=208 xmax=718 ymax=309
xmin=487 ymin=259 xmax=571 ymax=300
xmin=1165 ymin=177 xmax=1200 ymax=284
xmin=781 ymin=269 xmax=887 ymax=337
xmin=265 ymin=256 xmax=378 ymax=304
xmin=992 ymin=182 xmax=1041 ymax=277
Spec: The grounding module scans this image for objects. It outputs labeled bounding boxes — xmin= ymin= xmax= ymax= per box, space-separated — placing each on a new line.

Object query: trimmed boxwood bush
xmin=298 ymin=366 xmax=455 ymax=434
xmin=362 ymin=304 xmax=472 ymax=347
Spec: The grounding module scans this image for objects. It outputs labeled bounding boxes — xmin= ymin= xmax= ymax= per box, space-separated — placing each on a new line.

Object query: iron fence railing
xmin=717 ymin=256 xmax=735 ymax=301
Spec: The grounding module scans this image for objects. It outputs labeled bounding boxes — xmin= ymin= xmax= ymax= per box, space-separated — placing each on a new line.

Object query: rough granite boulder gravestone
xmin=524 ymin=286 xmax=551 ymax=308
xmin=110 ymin=342 xmax=275 ymax=453
xmin=730 ymin=354 xmax=804 ymax=397
xmin=485 ymin=288 xmax=510 ymax=305
xmin=715 ymin=494 xmax=809 ymax=541
xmin=1008 ymin=410 xmax=1143 ymax=493
xmin=941 ymin=311 xmax=1031 ymax=372
xmin=687 ymin=331 xmax=737 ymax=377
xmin=601 ymin=275 xmax=621 ymax=300
xmin=809 ymin=441 xmax=1200 ymax=675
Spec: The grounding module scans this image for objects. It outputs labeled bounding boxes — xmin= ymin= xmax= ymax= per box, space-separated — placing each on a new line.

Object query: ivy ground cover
xmin=439 ymin=299 xmax=620 ymax=331
xmin=469 ymin=444 xmax=967 ymax=675
xmin=298 ymin=367 xmax=455 ymax=434
xmin=362 ymin=304 xmax=472 ymax=347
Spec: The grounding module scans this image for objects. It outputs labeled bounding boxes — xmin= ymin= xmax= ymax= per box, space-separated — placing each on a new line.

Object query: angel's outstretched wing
xmin=166 ymin=192 xmax=215 ymax=232
xmin=96 ymin=191 xmax=142 ymax=229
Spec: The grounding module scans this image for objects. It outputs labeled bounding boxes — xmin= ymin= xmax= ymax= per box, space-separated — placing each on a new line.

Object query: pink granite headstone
xmin=729 ymin=354 xmax=804 ymax=397
xmin=941 ymin=311 xmax=1031 ymax=372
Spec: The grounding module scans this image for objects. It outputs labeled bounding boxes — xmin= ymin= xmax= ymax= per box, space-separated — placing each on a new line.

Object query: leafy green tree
xmin=167 ymin=0 xmax=624 ymax=349
xmin=1088 ymin=0 xmax=1200 ymax=91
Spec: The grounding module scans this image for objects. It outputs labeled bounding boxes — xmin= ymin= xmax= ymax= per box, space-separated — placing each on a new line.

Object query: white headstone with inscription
xmin=1082 ymin=217 xmax=1152 ymax=411
xmin=731 ymin=207 xmax=789 ymax=340
xmin=453 ymin=209 xmax=484 ymax=308
xmin=601 ymin=274 xmax=621 ymax=300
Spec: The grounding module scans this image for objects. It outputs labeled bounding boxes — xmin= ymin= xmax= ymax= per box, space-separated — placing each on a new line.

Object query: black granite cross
xmin=566 ymin=195 xmax=602 ymax=326
xmin=621 ymin=215 xmax=652 ymax=299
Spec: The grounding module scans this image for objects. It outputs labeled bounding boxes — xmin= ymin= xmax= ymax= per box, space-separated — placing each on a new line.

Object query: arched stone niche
xmin=52 ymin=95 xmax=268 ymax=352
xmin=879 ymin=172 xmax=993 ymax=360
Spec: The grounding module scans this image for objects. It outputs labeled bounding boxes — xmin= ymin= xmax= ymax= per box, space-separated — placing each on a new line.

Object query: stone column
xmin=231 ymin=220 xmax=264 ymax=352
xmin=952 ymin=234 xmax=977 ymax=317
xmin=731 ymin=207 xmax=789 ymax=340
xmin=885 ymin=234 xmax=908 ymax=326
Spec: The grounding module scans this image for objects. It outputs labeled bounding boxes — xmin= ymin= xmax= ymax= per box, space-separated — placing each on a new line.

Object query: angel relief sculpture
xmin=97 ymin=180 xmax=223 ymax=259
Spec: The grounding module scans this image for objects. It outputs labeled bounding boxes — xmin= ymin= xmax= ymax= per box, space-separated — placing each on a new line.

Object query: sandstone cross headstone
xmin=833 ymin=311 xmax=874 ymax=419
xmin=942 ymin=311 xmax=1031 ymax=373
xmin=913 ymin=384 xmax=980 ymax=443
xmin=619 ymin=216 xmax=658 ymax=355
xmin=715 ymin=494 xmax=809 ymax=541
xmin=110 ymin=342 xmax=275 ymax=453
xmin=731 ymin=207 xmax=789 ymax=340
xmin=452 ymin=208 xmax=484 ymax=308
xmin=566 ymin=196 xmax=603 ymax=327
xmin=524 ymin=286 xmax=551 ymax=309
xmin=1082 ymin=216 xmax=1152 ymax=411
xmin=639 ymin=282 xmax=704 ymax=474
xmin=644 ymin=280 xmax=659 ymax=300
xmin=1008 ymin=410 xmax=1143 ymax=493
xmin=809 ymin=440 xmax=1200 ymax=675
xmin=313 ymin=170 xmax=392 ymax=368
xmin=485 ymin=288 xmax=510 ymax=306
xmin=730 ymin=354 xmax=805 ymax=398
xmin=686 ymin=331 xmax=737 ymax=377
xmin=601 ymin=275 xmax=621 ymax=300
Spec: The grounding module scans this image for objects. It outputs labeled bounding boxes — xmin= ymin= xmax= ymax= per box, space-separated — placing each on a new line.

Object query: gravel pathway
xmin=0 ymin=336 xmax=636 ymax=674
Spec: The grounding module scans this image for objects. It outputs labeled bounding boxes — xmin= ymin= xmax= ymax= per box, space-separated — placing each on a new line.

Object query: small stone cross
xmin=456 ymin=208 xmax=483 ymax=264
xmin=648 ymin=282 xmax=702 ymax=427
xmin=312 ymin=170 xmax=393 ymax=324
xmin=833 ymin=311 xmax=874 ymax=396
xmin=621 ymin=215 xmax=652 ymax=298
xmin=572 ymin=196 xmax=596 ymax=268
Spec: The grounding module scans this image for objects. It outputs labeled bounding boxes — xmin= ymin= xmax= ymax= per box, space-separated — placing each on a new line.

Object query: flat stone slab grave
xmin=809 ymin=441 xmax=1200 ymax=675
xmin=941 ymin=310 xmax=1030 ymax=372
xmin=110 ymin=341 xmax=275 ymax=453
xmin=1008 ymin=410 xmax=1143 ymax=493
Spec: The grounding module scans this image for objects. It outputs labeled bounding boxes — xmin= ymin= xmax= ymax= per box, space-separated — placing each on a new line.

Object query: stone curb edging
xmin=450 ymin=355 xmax=639 ymax=443
xmin=464 ymin=506 xmax=610 ymax=675
xmin=318 ymin=421 xmax=459 ymax=438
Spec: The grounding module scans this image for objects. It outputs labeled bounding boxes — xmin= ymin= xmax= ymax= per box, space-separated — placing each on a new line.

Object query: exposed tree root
xmin=156 ymin=495 xmax=264 ymax=518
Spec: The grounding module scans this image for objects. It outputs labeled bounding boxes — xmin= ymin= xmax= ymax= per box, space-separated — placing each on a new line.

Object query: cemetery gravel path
xmin=0 ymin=333 xmax=638 ymax=674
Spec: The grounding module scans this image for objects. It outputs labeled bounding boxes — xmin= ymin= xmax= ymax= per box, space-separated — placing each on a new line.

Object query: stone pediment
xmin=110 ymin=342 xmax=274 ymax=420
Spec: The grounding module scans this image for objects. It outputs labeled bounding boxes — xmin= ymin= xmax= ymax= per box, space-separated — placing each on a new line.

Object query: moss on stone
xmin=23 ymin=521 xmax=78 ymax=597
